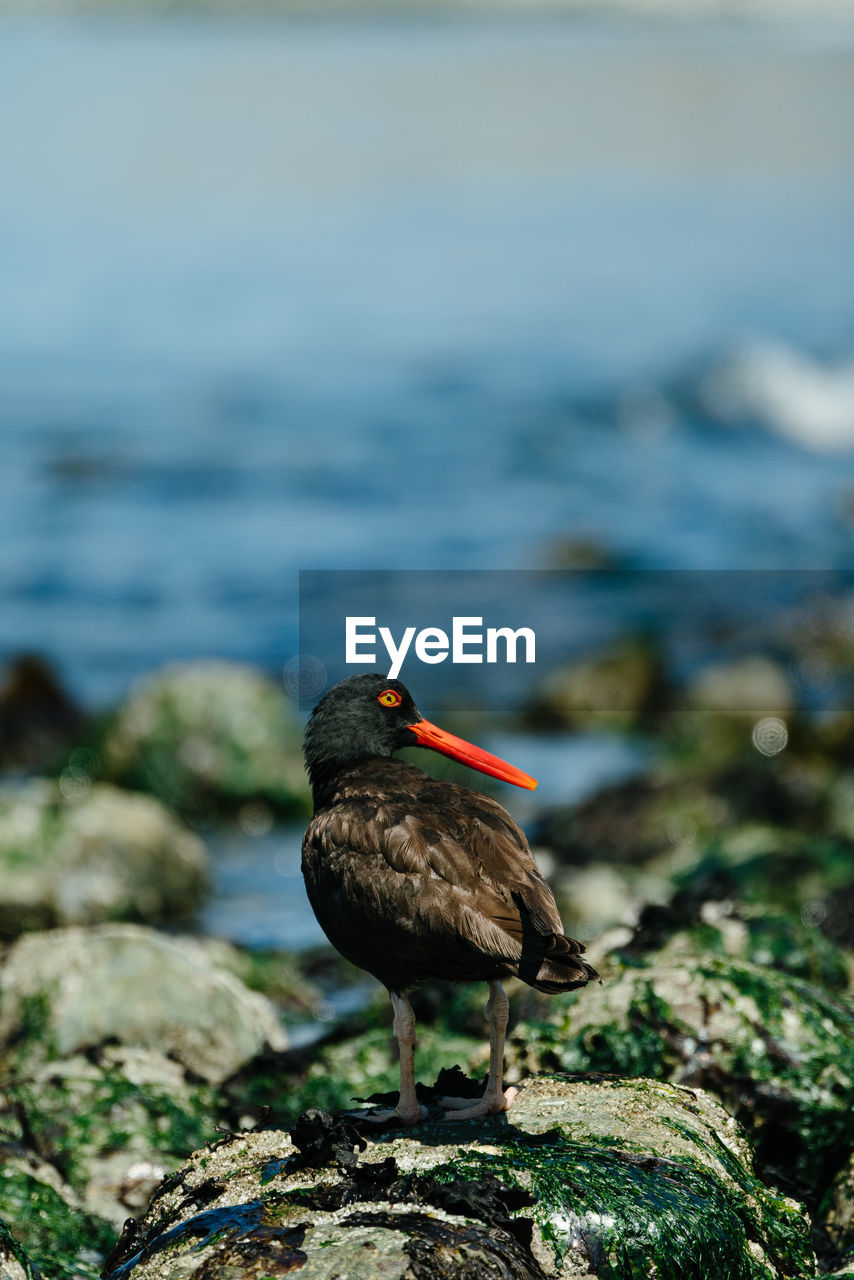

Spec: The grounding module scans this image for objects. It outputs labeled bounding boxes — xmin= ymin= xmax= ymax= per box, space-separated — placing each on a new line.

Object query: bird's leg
xmin=357 ymin=991 xmax=427 ymax=1126
xmin=439 ymin=980 xmax=518 ymax=1119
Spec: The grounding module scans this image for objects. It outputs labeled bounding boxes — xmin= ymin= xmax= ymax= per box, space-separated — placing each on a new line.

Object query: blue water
xmin=2 ymin=13 xmax=854 ymax=706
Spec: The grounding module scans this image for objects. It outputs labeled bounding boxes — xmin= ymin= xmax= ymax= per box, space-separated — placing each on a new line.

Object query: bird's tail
xmin=527 ymin=932 xmax=599 ymax=993
xmin=513 ymin=892 xmax=599 ymax=992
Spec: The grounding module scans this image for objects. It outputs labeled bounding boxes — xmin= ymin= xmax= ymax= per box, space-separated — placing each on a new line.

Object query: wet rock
xmin=0 ymin=1143 xmax=114 ymax=1279
xmin=0 ymin=652 xmax=83 ymax=773
xmin=0 ymin=779 xmax=208 ymax=937
xmin=512 ymin=944 xmax=854 ymax=1201
xmin=101 ymin=1075 xmax=815 ymax=1280
xmin=99 ymin=661 xmax=309 ymax=821
xmin=0 ymin=1046 xmax=217 ymax=1228
xmin=551 ymin=863 xmax=643 ymax=950
xmin=0 ymin=923 xmax=288 ymax=1083
xmin=536 ymin=764 xmax=854 ymax=954
xmin=521 ymin=637 xmax=667 ymax=733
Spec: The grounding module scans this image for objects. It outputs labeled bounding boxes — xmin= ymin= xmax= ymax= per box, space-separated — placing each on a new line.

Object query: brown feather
xmin=301 ymin=758 xmax=598 ymax=994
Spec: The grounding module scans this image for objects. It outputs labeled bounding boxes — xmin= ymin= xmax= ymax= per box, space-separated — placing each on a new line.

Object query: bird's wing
xmin=302 ymin=768 xmax=565 ymax=981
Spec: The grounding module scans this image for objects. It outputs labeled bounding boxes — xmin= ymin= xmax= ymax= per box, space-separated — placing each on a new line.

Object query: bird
xmin=301 ymin=672 xmax=597 ymax=1124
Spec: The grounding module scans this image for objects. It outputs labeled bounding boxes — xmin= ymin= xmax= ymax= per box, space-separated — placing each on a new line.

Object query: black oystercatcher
xmin=301 ymin=673 xmax=596 ymax=1123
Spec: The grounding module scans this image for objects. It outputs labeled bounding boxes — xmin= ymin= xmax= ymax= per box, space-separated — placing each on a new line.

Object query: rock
xmin=666 ymin=824 xmax=854 ymax=951
xmin=0 ymin=923 xmax=288 ymax=1083
xmin=0 ymin=652 xmax=83 ymax=773
xmin=0 ymin=1046 xmax=217 ymax=1228
xmin=542 ymin=536 xmax=626 ymax=570
xmin=98 ymin=660 xmax=309 ymax=820
xmin=0 ymin=1143 xmax=115 ymax=1279
xmin=0 ymin=779 xmax=208 ymax=937
xmin=0 ymin=1218 xmax=41 ymax=1280
xmin=537 ymin=765 xmax=854 ymax=955
xmin=825 ymin=1150 xmax=854 ymax=1258
xmin=101 ymin=1075 xmax=816 ymax=1280
xmin=535 ymin=758 xmax=833 ymax=869
xmin=683 ymin=655 xmax=796 ymax=719
xmin=665 ymin=654 xmax=808 ymax=766
xmin=522 ymin=637 xmax=667 ymax=733
xmin=626 ymin=897 xmax=851 ymax=993
xmin=512 ymin=945 xmax=854 ymax=1201
xmin=551 ymin=863 xmax=643 ymax=949
xmin=190 ymin=937 xmax=324 ymax=1019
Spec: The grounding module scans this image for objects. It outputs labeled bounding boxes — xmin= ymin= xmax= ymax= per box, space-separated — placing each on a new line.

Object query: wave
xmin=697 ymin=340 xmax=854 ymax=453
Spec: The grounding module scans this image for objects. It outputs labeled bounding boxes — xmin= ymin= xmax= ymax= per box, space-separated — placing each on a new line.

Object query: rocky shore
xmin=1 ymin=650 xmax=853 ymax=1279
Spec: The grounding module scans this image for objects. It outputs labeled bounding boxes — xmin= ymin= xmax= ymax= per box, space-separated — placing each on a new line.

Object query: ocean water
xmin=1 ymin=12 xmax=854 ymax=708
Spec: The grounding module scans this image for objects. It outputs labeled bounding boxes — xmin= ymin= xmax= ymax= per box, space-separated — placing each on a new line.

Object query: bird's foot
xmin=351 ymin=1101 xmax=428 ymax=1127
xmin=438 ymin=1085 xmax=517 ymax=1120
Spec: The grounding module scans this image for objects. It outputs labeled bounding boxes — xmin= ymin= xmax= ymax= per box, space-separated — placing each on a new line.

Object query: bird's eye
xmin=377 ymin=689 xmax=402 ymax=708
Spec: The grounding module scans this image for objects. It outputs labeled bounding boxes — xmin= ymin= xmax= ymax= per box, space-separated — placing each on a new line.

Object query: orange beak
xmin=407 ymin=719 xmax=538 ymax=790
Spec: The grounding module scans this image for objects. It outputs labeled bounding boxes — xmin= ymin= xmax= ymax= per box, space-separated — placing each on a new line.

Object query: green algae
xmin=722 ymin=912 xmax=848 ymax=991
xmin=1 ymin=1062 xmax=216 ymax=1199
xmin=0 ymin=1218 xmax=43 ymax=1280
xmin=524 ymin=981 xmax=682 ymax=1080
xmin=519 ymin=949 xmax=854 ymax=1196
xmin=428 ymin=1123 xmax=812 ymax=1280
xmin=0 ymin=1170 xmax=114 ymax=1280
xmin=1 ymin=993 xmax=55 ymax=1062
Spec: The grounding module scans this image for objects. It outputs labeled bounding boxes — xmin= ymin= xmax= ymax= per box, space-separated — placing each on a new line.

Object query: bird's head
xmin=303 ymin=673 xmax=536 ymax=801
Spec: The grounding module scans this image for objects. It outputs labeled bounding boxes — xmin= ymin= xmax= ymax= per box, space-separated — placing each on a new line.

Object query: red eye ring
xmin=378 ymin=688 xmax=402 ymax=708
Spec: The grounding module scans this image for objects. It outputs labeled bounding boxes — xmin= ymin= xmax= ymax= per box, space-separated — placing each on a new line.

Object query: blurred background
xmin=2 ymin=5 xmax=854 ymax=707
xmin=3 ymin=0 xmax=854 ymax=946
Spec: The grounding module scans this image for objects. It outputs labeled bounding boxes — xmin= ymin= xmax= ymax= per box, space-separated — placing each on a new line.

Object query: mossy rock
xmin=0 ymin=1047 xmax=218 ymax=1228
xmin=658 ymin=652 xmax=814 ymax=768
xmin=0 ymin=779 xmax=208 ymax=937
xmin=512 ymin=948 xmax=854 ymax=1199
xmin=98 ymin=661 xmax=309 ymax=820
xmin=0 ymin=1217 xmax=42 ymax=1280
xmin=521 ymin=637 xmax=667 ymax=733
xmin=625 ymin=898 xmax=851 ymax=993
xmin=101 ymin=1075 xmax=816 ymax=1280
xmin=665 ymin=826 xmax=854 ymax=949
xmin=0 ymin=1146 xmax=115 ymax=1280
xmin=824 ymin=1149 xmax=854 ymax=1258
xmin=682 ymin=656 xmax=796 ymax=721
xmin=536 ymin=762 xmax=834 ymax=871
xmin=0 ymin=924 xmax=288 ymax=1083
xmin=188 ymin=937 xmax=324 ymax=1021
